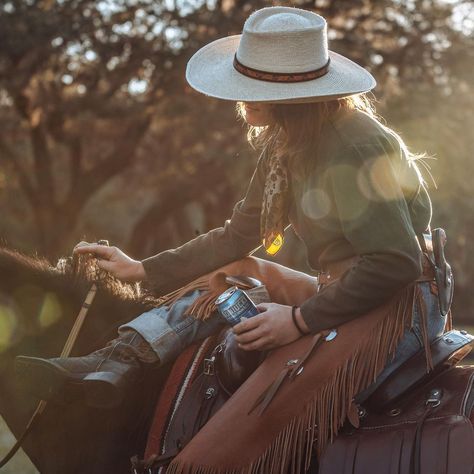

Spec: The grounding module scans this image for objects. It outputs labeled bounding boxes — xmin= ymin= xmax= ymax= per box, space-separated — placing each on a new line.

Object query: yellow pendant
xmin=264 ymin=233 xmax=284 ymax=256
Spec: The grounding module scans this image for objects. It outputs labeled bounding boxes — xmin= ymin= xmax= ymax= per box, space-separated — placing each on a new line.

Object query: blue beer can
xmin=215 ymin=286 xmax=259 ymax=326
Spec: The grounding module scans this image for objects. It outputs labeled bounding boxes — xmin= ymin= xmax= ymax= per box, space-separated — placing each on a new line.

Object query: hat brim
xmin=186 ymin=35 xmax=376 ymax=103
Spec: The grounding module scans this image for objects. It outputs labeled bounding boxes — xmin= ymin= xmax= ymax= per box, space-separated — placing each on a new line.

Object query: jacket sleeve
xmin=300 ymin=135 xmax=424 ymax=334
xmin=141 ymin=153 xmax=266 ymax=295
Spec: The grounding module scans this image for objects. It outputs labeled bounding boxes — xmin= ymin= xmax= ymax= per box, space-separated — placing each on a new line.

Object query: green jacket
xmin=142 ymin=108 xmax=431 ymax=333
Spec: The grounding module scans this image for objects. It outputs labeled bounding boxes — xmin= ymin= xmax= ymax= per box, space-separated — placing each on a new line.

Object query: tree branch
xmin=128 ymin=161 xmax=227 ymax=255
xmin=66 ymin=114 xmax=152 ymax=209
xmin=0 ymin=138 xmax=36 ymax=202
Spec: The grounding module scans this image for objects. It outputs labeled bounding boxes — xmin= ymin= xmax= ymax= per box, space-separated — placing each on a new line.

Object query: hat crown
xmin=236 ymin=7 xmax=329 ymax=74
xmin=185 ymin=6 xmax=376 ymax=103
xmin=248 ymin=11 xmax=315 ymax=32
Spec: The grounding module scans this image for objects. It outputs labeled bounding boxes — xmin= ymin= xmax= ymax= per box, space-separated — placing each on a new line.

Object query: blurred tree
xmin=0 ymin=0 xmax=261 ymax=257
xmin=0 ymin=0 xmax=161 ymax=255
xmin=382 ymin=89 xmax=474 ymax=319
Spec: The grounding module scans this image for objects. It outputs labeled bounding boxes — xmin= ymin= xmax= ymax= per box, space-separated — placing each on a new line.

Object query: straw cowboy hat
xmin=186 ymin=6 xmax=376 ymax=103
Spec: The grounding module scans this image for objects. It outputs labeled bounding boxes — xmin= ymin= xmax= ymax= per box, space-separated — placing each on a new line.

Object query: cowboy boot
xmin=15 ymin=331 xmax=158 ymax=409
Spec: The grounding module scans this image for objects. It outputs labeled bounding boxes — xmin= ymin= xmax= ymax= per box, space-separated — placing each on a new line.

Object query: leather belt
xmin=318 ymin=254 xmax=436 ymax=287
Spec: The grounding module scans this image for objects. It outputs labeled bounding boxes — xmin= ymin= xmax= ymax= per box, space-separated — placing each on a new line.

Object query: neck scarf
xmin=261 ymin=146 xmax=290 ymax=256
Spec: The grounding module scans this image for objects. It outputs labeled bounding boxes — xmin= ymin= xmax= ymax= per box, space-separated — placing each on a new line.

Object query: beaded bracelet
xmin=291 ymin=305 xmax=308 ymax=336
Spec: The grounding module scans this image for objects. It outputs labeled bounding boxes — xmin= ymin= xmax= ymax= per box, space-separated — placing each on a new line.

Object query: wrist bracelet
xmin=291 ymin=305 xmax=308 ymax=336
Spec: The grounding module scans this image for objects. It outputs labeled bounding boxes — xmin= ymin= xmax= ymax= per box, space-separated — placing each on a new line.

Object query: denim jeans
xmin=120 ymin=282 xmax=446 ymax=395
xmin=119 ymin=289 xmax=226 ymax=365
xmin=355 ymin=281 xmax=447 ymax=401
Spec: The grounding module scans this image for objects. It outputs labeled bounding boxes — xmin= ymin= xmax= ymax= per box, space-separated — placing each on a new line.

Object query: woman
xmin=17 ymin=6 xmax=445 ymax=417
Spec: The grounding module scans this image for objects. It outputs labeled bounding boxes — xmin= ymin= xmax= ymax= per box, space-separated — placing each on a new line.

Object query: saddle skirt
xmin=135 ymin=330 xmax=474 ymax=474
xmin=319 ymin=365 xmax=474 ymax=474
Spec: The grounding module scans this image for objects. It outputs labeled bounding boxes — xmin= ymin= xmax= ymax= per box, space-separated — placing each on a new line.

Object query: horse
xmin=1 ymin=246 xmax=473 ymax=474
xmin=0 ymin=247 xmax=167 ymax=473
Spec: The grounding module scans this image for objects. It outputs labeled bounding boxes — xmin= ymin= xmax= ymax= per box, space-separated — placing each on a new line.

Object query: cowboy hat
xmin=186 ymin=6 xmax=376 ymax=103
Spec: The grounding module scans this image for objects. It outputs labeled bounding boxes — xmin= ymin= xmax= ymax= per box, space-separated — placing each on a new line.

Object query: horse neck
xmin=0 ymin=247 xmax=148 ymax=353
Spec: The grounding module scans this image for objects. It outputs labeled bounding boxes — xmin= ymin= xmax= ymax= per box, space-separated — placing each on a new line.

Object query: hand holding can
xmin=215 ymin=287 xmax=259 ymax=326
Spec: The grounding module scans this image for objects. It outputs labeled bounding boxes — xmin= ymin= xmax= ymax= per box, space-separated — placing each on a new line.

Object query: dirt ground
xmin=0 ymin=417 xmax=38 ymax=473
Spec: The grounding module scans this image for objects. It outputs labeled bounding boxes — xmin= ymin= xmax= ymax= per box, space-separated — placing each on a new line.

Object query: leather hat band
xmin=233 ymin=55 xmax=330 ymax=83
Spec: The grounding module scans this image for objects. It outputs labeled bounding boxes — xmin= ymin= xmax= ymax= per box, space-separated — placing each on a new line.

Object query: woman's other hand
xmin=233 ymin=303 xmax=309 ymax=351
xmin=73 ymin=242 xmax=146 ymax=282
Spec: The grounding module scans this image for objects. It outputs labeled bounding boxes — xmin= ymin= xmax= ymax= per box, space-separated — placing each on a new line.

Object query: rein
xmin=0 ymin=242 xmax=108 ymax=469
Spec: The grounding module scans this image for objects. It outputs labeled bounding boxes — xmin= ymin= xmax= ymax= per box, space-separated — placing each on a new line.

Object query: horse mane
xmin=0 ymin=248 xmax=167 ymax=473
xmin=0 ymin=246 xmax=160 ymax=308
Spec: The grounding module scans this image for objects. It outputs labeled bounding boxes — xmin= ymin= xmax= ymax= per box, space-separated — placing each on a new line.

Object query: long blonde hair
xmin=236 ymin=94 xmax=425 ymax=179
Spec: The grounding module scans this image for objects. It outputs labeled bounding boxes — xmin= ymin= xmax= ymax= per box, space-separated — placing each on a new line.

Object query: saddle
xmin=319 ymin=330 xmax=474 ymax=474
xmin=133 ymin=328 xmax=474 ymax=473
xmin=132 ymin=229 xmax=470 ymax=473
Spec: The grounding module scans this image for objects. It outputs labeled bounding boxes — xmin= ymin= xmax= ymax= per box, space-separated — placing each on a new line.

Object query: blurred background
xmin=0 ymin=0 xmax=472 ymax=471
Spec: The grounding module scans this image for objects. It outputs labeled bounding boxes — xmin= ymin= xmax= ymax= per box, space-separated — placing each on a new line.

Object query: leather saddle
xmin=135 ymin=327 xmax=266 ymax=470
xmin=319 ymin=329 xmax=474 ymax=474
xmin=136 ymin=327 xmax=474 ymax=473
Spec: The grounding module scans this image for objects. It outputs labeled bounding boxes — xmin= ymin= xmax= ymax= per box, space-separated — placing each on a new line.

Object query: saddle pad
xmin=319 ymin=366 xmax=474 ymax=474
xmin=143 ymin=336 xmax=217 ymax=467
